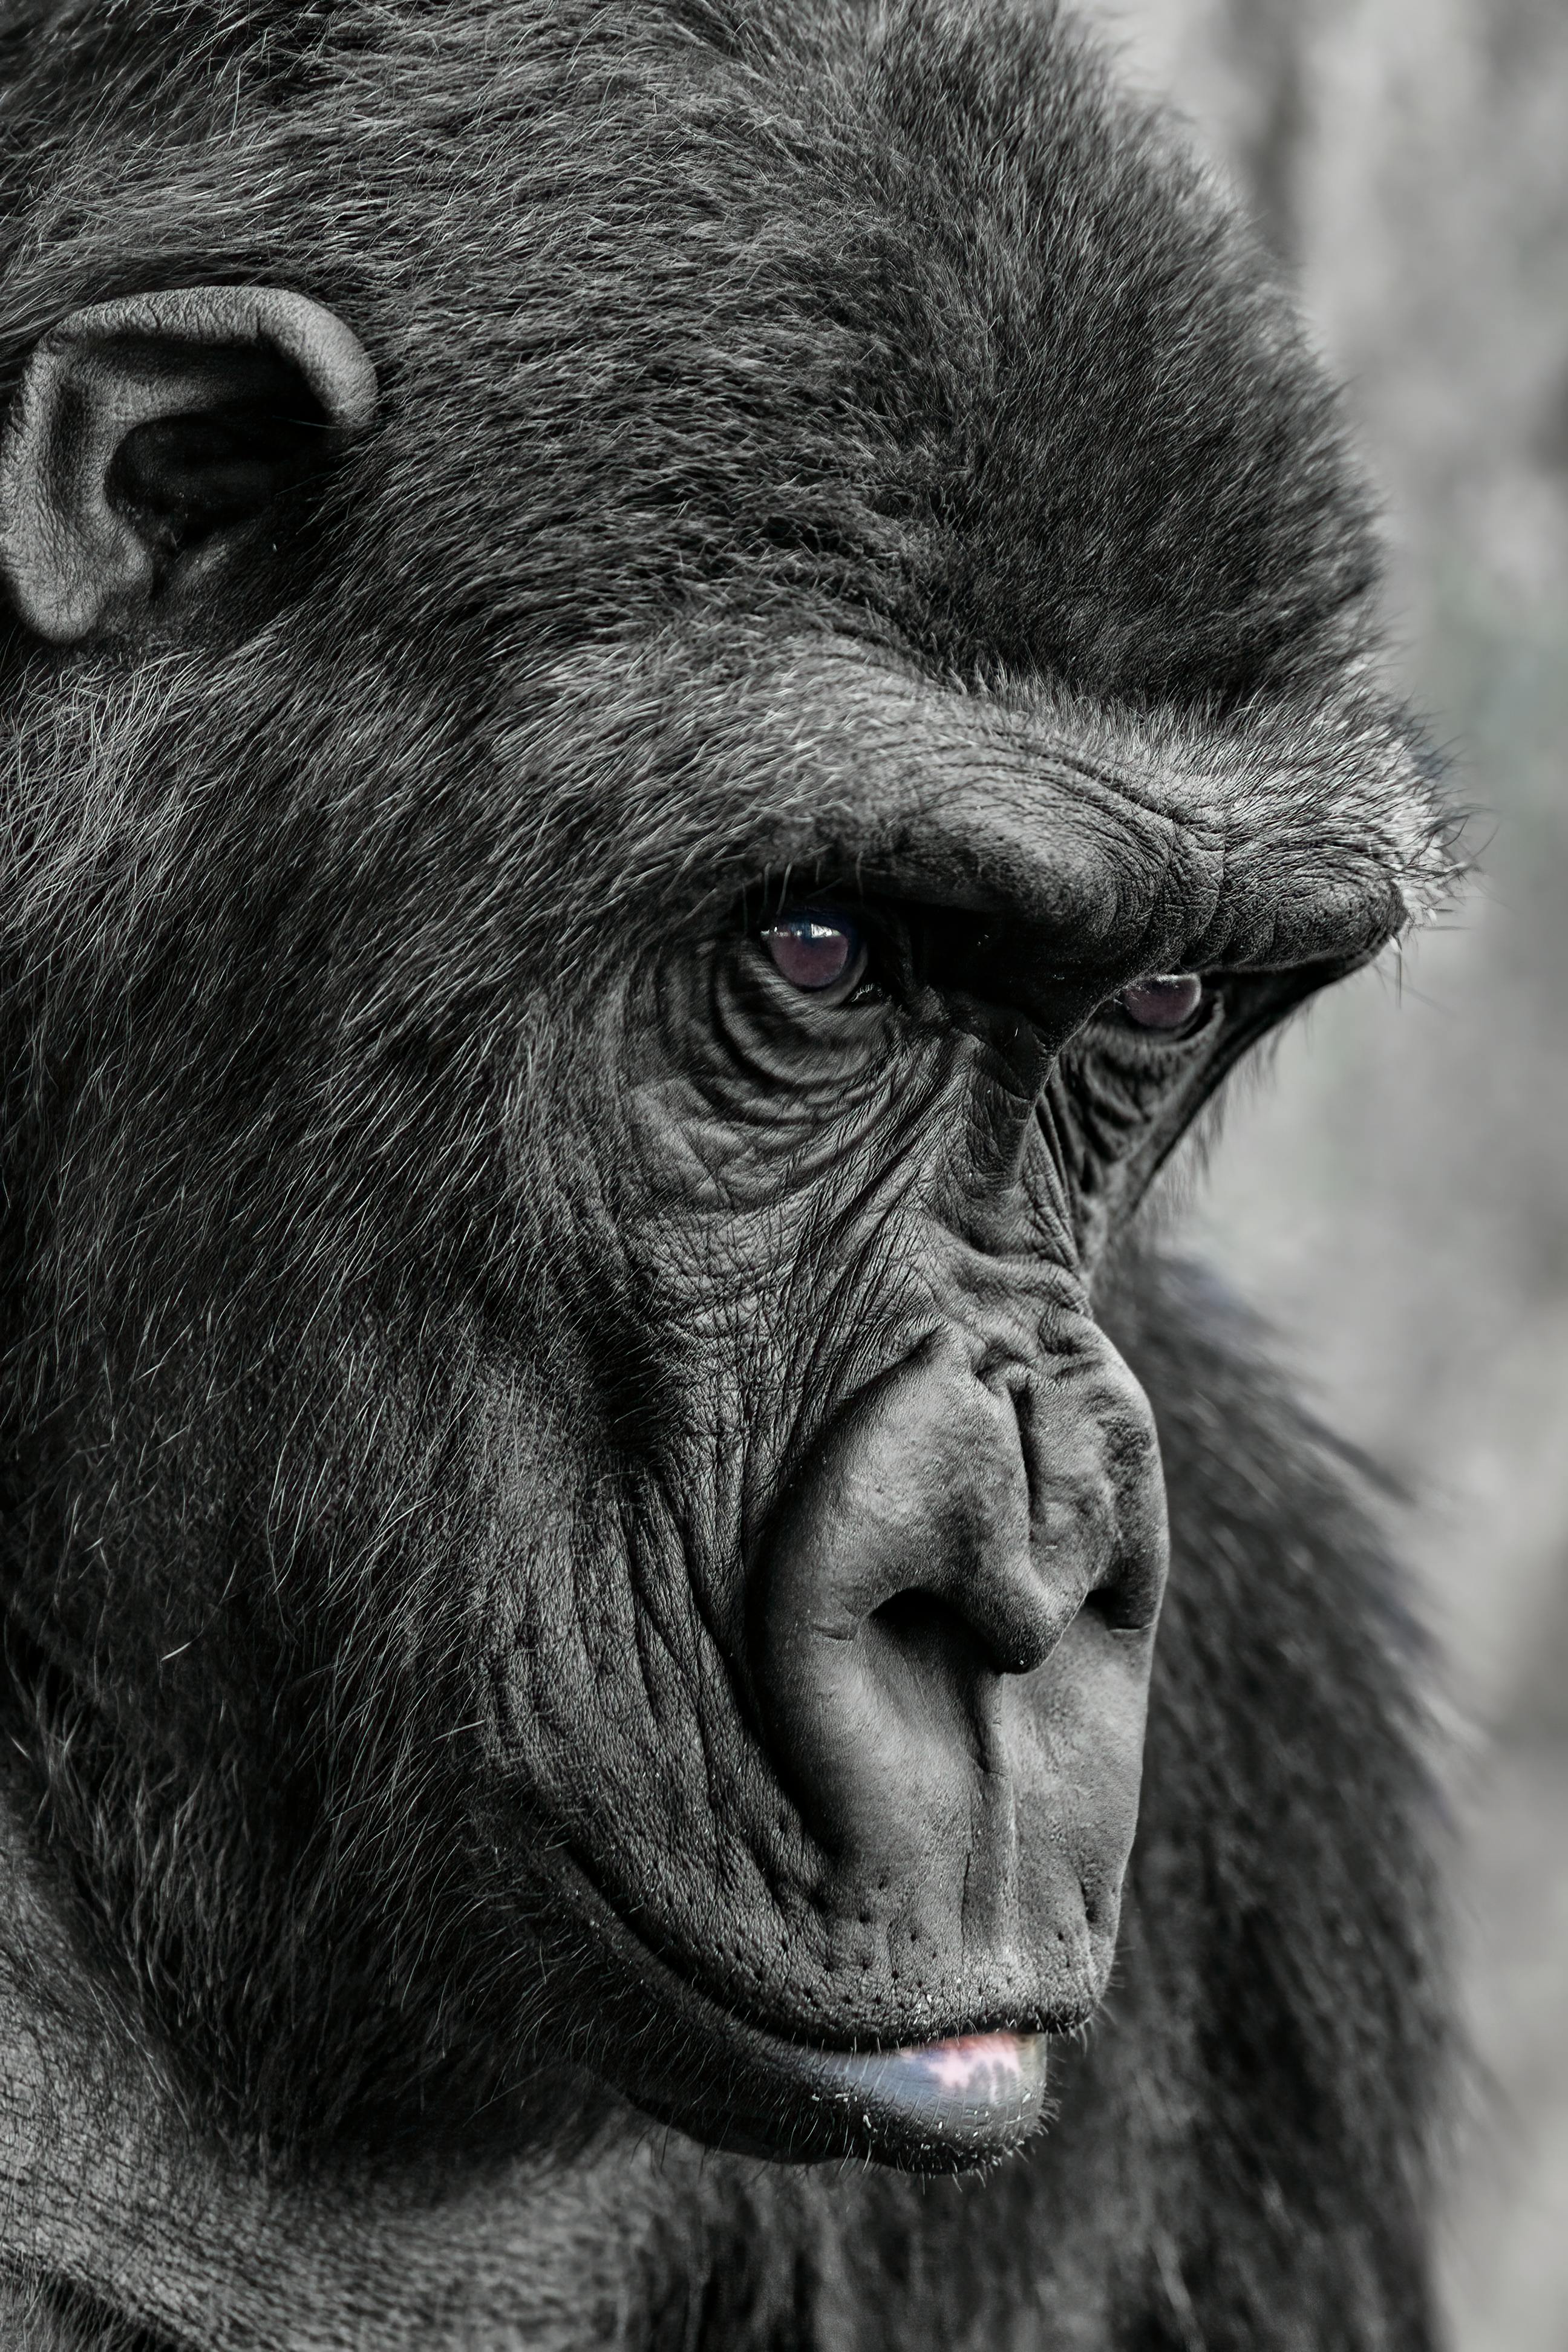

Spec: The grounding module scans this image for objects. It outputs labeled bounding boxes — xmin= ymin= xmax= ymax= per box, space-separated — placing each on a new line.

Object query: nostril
xmin=872 ymin=1589 xmax=985 ymax=1666
xmin=871 ymin=1587 xmax=1042 ymax=1681
xmin=1082 ymin=1557 xmax=1162 ymax=1633
xmin=871 ymin=1590 xmax=942 ymax=1644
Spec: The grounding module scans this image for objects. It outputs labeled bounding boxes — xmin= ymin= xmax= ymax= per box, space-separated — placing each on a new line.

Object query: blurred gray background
xmin=1082 ymin=2 xmax=1568 ymax=2344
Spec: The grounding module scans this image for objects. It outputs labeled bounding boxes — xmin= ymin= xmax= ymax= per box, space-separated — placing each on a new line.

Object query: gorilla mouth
xmin=557 ymin=1851 xmax=1063 ymax=2169
xmin=622 ymin=1997 xmax=1056 ymax=2172
xmin=803 ymin=2030 xmax=1051 ymax=2148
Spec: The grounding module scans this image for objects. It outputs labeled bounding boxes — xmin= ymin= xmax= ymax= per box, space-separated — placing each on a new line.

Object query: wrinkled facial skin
xmin=454 ymin=815 xmax=1371 ymax=2166
xmin=524 ymin=914 xmax=1184 ymax=2020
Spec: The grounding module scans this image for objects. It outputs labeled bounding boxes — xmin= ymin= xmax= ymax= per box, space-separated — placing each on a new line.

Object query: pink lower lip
xmin=811 ymin=2030 xmax=1048 ymax=2145
xmin=899 ymin=2030 xmax=1033 ymax=2091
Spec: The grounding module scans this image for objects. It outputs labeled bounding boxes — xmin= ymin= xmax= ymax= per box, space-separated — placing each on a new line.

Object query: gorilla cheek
xmin=751 ymin=1328 xmax=1168 ymax=2020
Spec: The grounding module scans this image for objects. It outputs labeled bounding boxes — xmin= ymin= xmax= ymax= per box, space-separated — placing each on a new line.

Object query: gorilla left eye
xmin=760 ymin=909 xmax=867 ymax=994
xmin=1119 ymin=972 xmax=1206 ymax=1031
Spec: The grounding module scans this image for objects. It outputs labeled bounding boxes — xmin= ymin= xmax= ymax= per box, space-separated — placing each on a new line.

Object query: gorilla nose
xmin=751 ymin=1338 xmax=1163 ymax=1881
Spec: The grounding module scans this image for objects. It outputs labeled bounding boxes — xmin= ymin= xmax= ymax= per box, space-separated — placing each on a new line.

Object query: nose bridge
xmin=769 ymin=1341 xmax=1077 ymax=1674
xmin=1017 ymin=1342 xmax=1168 ymax=1629
xmin=750 ymin=1321 xmax=1168 ymax=1877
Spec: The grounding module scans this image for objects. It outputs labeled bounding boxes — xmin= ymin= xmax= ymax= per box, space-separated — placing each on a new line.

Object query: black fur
xmin=0 ymin=2 xmax=1451 ymax=2345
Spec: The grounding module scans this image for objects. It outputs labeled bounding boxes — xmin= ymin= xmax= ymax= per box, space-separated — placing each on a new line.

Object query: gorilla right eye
xmin=760 ymin=907 xmax=867 ymax=993
xmin=1119 ymin=972 xmax=1206 ymax=1031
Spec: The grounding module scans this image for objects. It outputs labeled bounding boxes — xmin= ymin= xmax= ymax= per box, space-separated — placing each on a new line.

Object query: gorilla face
xmin=499 ymin=920 xmax=1172 ymax=2157
xmin=501 ymin=918 xmax=1171 ymax=2156
xmin=447 ymin=648 xmax=1416 ymax=2166
xmin=0 ymin=2 xmax=1452 ymax=2177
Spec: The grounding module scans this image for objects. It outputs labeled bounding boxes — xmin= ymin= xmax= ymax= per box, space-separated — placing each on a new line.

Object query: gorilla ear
xmin=0 ymin=286 xmax=377 ymax=644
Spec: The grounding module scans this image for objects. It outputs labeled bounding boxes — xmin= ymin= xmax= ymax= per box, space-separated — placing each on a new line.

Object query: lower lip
xmin=806 ymin=2030 xmax=1049 ymax=2148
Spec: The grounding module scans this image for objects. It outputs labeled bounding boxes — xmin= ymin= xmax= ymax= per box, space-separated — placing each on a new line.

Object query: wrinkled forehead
xmin=508 ymin=633 xmax=1453 ymax=983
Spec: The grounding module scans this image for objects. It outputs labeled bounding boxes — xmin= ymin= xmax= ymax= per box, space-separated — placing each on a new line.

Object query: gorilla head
xmin=0 ymin=0 xmax=1451 ymax=2177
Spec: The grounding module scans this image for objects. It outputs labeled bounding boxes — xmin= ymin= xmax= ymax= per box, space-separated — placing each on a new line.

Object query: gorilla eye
xmin=760 ymin=908 xmax=867 ymax=994
xmin=1119 ymin=972 xmax=1205 ymax=1032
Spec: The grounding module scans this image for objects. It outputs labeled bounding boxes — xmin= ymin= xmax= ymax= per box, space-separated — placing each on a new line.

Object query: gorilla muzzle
xmin=751 ymin=1322 xmax=1168 ymax=2019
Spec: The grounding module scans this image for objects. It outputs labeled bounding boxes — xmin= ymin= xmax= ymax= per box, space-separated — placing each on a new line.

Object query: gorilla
xmin=0 ymin=1 xmax=1454 ymax=2345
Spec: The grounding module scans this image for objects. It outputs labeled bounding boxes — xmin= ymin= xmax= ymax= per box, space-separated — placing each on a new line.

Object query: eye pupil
xmin=1120 ymin=972 xmax=1204 ymax=1031
xmin=761 ymin=909 xmax=861 ymax=992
